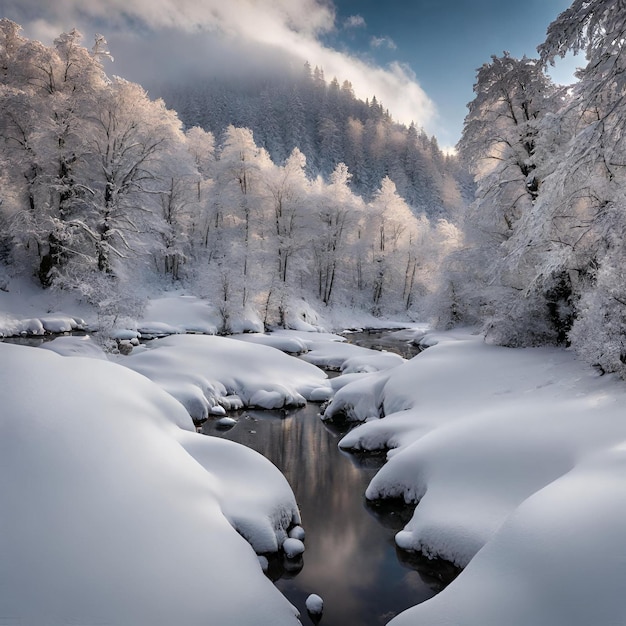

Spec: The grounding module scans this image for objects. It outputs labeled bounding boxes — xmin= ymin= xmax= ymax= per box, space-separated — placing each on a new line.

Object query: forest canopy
xmin=2 ymin=0 xmax=626 ymax=380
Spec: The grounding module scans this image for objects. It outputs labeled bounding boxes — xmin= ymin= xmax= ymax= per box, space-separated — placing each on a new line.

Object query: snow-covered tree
xmin=451 ymin=53 xmax=565 ymax=341
xmin=363 ymin=177 xmax=418 ymax=314
xmin=310 ymin=162 xmax=360 ymax=305
xmin=262 ymin=147 xmax=310 ymax=324
xmin=210 ymin=125 xmax=271 ymax=329
xmin=82 ymin=78 xmax=185 ymax=276
xmin=524 ymin=0 xmax=626 ymax=363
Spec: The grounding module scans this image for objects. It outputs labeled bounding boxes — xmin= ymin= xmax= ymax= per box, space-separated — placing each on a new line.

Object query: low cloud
xmin=4 ymin=0 xmax=437 ymax=130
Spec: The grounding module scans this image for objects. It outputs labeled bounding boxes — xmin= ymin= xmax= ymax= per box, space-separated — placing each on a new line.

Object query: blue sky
xmin=2 ymin=0 xmax=578 ymax=149
xmin=327 ymin=0 xmax=576 ymax=146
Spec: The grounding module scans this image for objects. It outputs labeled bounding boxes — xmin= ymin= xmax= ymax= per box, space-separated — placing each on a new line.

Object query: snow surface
xmin=137 ymin=294 xmax=222 ymax=335
xmin=282 ymin=537 xmax=306 ymax=558
xmin=5 ymin=279 xmax=626 ymax=626
xmin=231 ymin=331 xmax=310 ymax=354
xmin=326 ymin=330 xmax=626 ymax=626
xmin=119 ymin=334 xmax=333 ymax=419
xmin=299 ymin=336 xmax=405 ymax=372
xmin=0 ymin=277 xmax=91 ymax=337
xmin=0 ymin=342 xmax=301 ymax=626
xmin=39 ymin=334 xmax=109 ymax=359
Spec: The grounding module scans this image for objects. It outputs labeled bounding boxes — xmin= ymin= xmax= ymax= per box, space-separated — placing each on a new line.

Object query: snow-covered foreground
xmin=4 ymin=297 xmax=626 ymax=626
xmin=121 ymin=334 xmax=333 ymax=418
xmin=327 ymin=330 xmax=626 ymax=626
xmin=0 ymin=342 xmax=302 ymax=626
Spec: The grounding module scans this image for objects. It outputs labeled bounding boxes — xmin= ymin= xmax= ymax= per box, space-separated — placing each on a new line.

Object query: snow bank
xmin=300 ymin=336 xmax=405 ymax=372
xmin=39 ymin=334 xmax=109 ymax=359
xmin=336 ymin=333 xmax=626 ymax=565
xmin=389 ymin=445 xmax=626 ymax=626
xmin=327 ymin=330 xmax=626 ymax=624
xmin=178 ymin=431 xmax=301 ymax=553
xmin=232 ymin=332 xmax=310 ymax=354
xmin=0 ymin=311 xmax=86 ymax=337
xmin=137 ymin=294 xmax=266 ymax=336
xmin=0 ymin=342 xmax=301 ymax=626
xmin=0 ymin=277 xmax=91 ymax=337
xmin=138 ymin=294 xmax=220 ymax=335
xmin=120 ymin=334 xmax=332 ymax=419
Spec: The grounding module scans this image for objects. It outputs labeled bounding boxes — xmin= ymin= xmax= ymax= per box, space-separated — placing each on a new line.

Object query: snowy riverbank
xmin=2 ymin=285 xmax=626 ymax=625
xmin=328 ymin=329 xmax=626 ymax=626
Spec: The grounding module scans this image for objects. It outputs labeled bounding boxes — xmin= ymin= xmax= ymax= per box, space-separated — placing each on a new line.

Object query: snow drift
xmin=328 ymin=330 xmax=626 ymax=626
xmin=0 ymin=342 xmax=301 ymax=626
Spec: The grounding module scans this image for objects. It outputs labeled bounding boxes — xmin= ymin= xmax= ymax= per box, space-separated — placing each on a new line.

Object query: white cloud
xmin=344 ymin=15 xmax=366 ymax=29
xmin=370 ymin=35 xmax=397 ymax=50
xmin=4 ymin=0 xmax=437 ymax=130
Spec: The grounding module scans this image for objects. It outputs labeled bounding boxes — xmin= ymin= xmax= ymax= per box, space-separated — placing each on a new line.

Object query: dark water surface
xmin=342 ymin=328 xmax=423 ymax=359
xmin=201 ymin=330 xmax=452 ymax=626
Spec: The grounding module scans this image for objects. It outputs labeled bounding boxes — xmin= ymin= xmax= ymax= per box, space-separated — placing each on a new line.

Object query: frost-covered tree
xmin=262 ymin=147 xmax=310 ymax=324
xmin=309 ymin=162 xmax=360 ymax=305
xmin=0 ymin=23 xmax=112 ymax=285
xmin=0 ymin=20 xmax=464 ymax=335
xmin=364 ymin=177 xmax=420 ymax=314
xmin=459 ymin=53 xmax=560 ymax=241
xmin=524 ymin=0 xmax=626 ymax=364
xmin=210 ymin=125 xmax=271 ymax=329
xmin=184 ymin=126 xmax=216 ymax=249
xmin=82 ymin=78 xmax=185 ymax=276
xmin=452 ymin=53 xmax=564 ymax=341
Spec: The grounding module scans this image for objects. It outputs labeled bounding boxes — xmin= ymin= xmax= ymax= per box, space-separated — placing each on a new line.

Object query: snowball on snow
xmin=282 ymin=537 xmax=305 ymax=558
xmin=288 ymin=525 xmax=305 ymax=541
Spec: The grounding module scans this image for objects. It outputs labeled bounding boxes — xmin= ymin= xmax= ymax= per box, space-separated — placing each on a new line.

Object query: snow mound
xmin=335 ymin=332 xmax=626 ymax=565
xmin=301 ymin=338 xmax=404 ymax=372
xmin=139 ymin=294 xmax=220 ymax=335
xmin=138 ymin=294 xmax=266 ymax=336
xmin=389 ymin=445 xmax=626 ymax=626
xmin=177 ymin=431 xmax=301 ymax=554
xmin=0 ymin=342 xmax=300 ymax=626
xmin=0 ymin=312 xmax=85 ymax=337
xmin=232 ymin=332 xmax=310 ymax=354
xmin=288 ymin=525 xmax=305 ymax=541
xmin=120 ymin=334 xmax=331 ymax=420
xmin=39 ymin=335 xmax=109 ymax=360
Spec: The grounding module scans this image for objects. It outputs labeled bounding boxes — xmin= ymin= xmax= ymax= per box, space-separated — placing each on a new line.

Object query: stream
xmin=201 ymin=329 xmax=456 ymax=625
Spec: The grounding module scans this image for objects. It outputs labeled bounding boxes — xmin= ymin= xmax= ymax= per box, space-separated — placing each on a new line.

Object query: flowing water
xmin=201 ymin=329 xmax=456 ymax=625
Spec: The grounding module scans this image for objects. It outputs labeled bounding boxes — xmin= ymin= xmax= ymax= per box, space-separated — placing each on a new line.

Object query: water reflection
xmin=342 ymin=329 xmax=423 ymax=359
xmin=202 ymin=404 xmax=449 ymax=625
